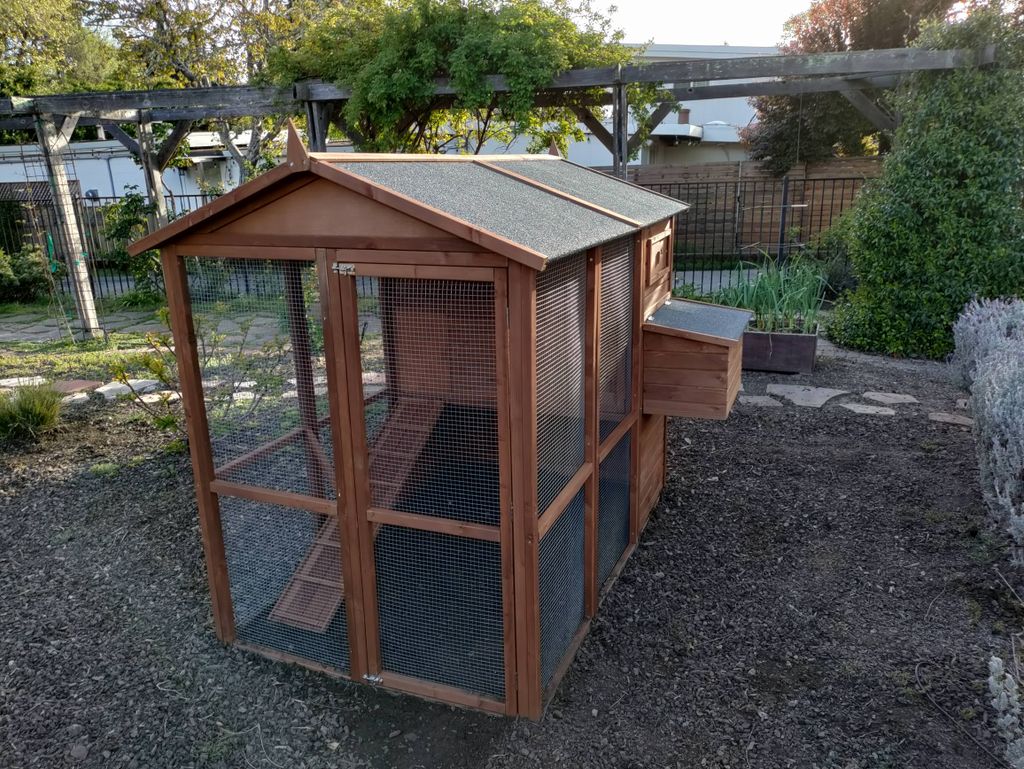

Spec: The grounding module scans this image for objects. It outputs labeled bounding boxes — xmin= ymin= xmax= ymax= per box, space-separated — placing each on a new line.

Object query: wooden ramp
xmin=269 ymin=397 xmax=442 ymax=632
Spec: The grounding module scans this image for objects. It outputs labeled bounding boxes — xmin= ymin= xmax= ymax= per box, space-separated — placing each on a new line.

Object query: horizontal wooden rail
xmin=366 ymin=507 xmax=501 ymax=542
xmin=598 ymin=413 xmax=637 ymax=463
xmin=537 ymin=462 xmax=593 ymax=540
xmin=209 ymin=479 xmax=335 ymax=516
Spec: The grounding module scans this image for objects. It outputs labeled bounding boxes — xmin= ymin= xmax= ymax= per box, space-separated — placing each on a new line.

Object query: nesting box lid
xmin=645 ymin=299 xmax=752 ymax=346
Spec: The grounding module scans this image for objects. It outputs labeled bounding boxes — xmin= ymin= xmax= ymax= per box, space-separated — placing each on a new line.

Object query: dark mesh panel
xmin=598 ymin=236 xmax=634 ymax=441
xmin=185 ymin=257 xmax=334 ymax=500
xmin=358 ymin=278 xmax=499 ymax=526
xmin=536 ymin=252 xmax=586 ymax=514
xmin=220 ymin=497 xmax=349 ymax=672
xmin=538 ymin=490 xmax=585 ymax=688
xmin=375 ymin=526 xmax=505 ymax=699
xmin=598 ymin=433 xmax=631 ymax=588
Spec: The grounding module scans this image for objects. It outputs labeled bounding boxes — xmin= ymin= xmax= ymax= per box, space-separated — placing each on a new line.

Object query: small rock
xmin=388 ymin=729 xmax=401 ymax=739
xmin=839 ymin=403 xmax=896 ymax=416
xmin=929 ymin=412 xmax=974 ymax=427
xmin=956 ymin=397 xmax=970 ymax=410
xmin=67 ymin=724 xmax=84 ymax=737
xmin=862 ymin=391 xmax=918 ymax=405
xmin=61 ymin=392 xmax=91 ymax=407
xmin=69 ymin=744 xmax=89 ymax=761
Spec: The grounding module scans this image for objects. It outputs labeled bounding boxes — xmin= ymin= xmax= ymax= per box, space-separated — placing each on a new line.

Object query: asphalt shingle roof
xmin=647 ymin=299 xmax=752 ymax=342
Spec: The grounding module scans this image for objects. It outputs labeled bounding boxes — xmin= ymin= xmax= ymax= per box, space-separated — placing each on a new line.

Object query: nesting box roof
xmin=129 ymin=125 xmax=687 ymax=267
xmin=645 ymin=299 xmax=752 ymax=345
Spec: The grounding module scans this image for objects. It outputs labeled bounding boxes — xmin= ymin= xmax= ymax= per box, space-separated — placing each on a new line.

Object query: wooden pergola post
xmin=35 ymin=114 xmax=102 ymax=339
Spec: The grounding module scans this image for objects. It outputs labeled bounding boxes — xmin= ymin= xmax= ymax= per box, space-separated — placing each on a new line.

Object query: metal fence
xmin=640 ymin=175 xmax=867 ymax=295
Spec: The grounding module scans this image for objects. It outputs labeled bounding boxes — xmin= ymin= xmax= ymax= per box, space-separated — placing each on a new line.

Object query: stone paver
xmin=929 ymin=412 xmax=974 ymax=427
xmin=51 ymin=379 xmax=102 ymax=394
xmin=738 ymin=395 xmax=782 ymax=408
xmin=766 ymin=384 xmax=848 ymax=408
xmin=863 ymin=391 xmax=918 ymax=406
xmin=95 ymin=379 xmax=161 ymax=400
xmin=0 ymin=375 xmax=46 ymax=388
xmin=61 ymin=392 xmax=91 ymax=406
xmin=139 ymin=391 xmax=181 ymax=405
xmin=840 ymin=403 xmax=896 ymax=416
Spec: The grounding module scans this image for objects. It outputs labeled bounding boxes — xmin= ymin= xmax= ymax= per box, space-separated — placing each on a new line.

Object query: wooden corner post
xmin=507 ymin=261 xmax=540 ymax=718
xmin=162 ymin=248 xmax=236 ymax=642
xmin=584 ymin=247 xmax=601 ymax=617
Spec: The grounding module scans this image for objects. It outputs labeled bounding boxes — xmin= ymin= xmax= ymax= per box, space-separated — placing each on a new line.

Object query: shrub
xmin=952 ymin=297 xmax=1024 ymax=386
xmin=0 ymin=385 xmax=62 ymax=440
xmin=829 ymin=7 xmax=1024 ymax=358
xmin=989 ymin=656 xmax=1024 ymax=768
xmin=100 ymin=188 xmax=163 ymax=300
xmin=802 ymin=214 xmax=856 ymax=299
xmin=0 ymin=245 xmax=52 ymax=304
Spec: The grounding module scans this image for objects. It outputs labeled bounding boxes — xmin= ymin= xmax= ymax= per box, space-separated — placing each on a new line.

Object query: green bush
xmin=0 ymin=385 xmax=62 ymax=440
xmin=100 ymin=187 xmax=163 ymax=300
xmin=803 ymin=214 xmax=856 ymax=299
xmin=0 ymin=245 xmax=52 ymax=303
xmin=829 ymin=7 xmax=1024 ymax=359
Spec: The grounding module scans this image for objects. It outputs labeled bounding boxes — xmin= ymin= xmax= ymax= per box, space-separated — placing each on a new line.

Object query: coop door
xmin=333 ymin=261 xmax=515 ymax=712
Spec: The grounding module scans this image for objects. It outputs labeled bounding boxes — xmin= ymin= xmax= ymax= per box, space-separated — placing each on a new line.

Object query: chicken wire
xmin=598 ymin=236 xmax=635 ymax=441
xmin=185 ymin=257 xmax=334 ymax=500
xmin=535 ymin=252 xmax=587 ymax=514
xmin=598 ymin=432 xmax=631 ymax=588
xmin=538 ymin=489 xmax=586 ymax=689
xmin=358 ymin=277 xmax=500 ymax=525
xmin=219 ymin=496 xmax=349 ymax=672
xmin=374 ymin=526 xmax=505 ymax=699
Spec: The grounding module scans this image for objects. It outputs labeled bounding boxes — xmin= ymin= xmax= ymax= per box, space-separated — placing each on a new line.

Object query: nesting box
xmin=130 ymin=128 xmax=743 ymax=718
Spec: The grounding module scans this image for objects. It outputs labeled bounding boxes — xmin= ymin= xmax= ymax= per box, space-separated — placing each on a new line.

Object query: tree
xmin=828 ymin=4 xmax=1024 ymax=358
xmin=267 ymin=0 xmax=663 ymax=155
xmin=743 ymin=0 xmax=955 ymax=175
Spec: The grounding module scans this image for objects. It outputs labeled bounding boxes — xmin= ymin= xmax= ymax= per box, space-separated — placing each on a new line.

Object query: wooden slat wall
xmin=637 ymin=413 xmax=665 ymax=530
xmin=641 ymin=332 xmax=739 ymax=421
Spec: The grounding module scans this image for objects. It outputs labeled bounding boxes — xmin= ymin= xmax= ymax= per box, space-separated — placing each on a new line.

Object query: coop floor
xmin=0 ymin=347 xmax=1015 ymax=769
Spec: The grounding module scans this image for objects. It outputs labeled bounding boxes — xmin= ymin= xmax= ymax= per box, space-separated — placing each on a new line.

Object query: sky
xmin=606 ymin=0 xmax=813 ymax=47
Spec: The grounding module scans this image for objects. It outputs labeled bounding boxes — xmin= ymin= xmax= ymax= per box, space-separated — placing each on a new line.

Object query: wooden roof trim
xmin=127 ymin=157 xmax=308 ymax=255
xmin=471 ymin=159 xmax=642 ymax=227
xmin=641 ymin=320 xmax=741 ymax=349
xmin=309 ymin=158 xmax=548 ymax=270
xmin=308 ymin=152 xmax=561 ymax=162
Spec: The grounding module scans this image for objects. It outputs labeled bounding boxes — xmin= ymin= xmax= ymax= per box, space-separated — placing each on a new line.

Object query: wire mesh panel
xmin=185 ymin=257 xmax=334 ymax=500
xmin=357 ymin=277 xmax=499 ymax=525
xmin=536 ymin=252 xmax=587 ymax=514
xmin=538 ymin=490 xmax=586 ymax=688
xmin=219 ymin=496 xmax=349 ymax=672
xmin=598 ymin=236 xmax=634 ymax=441
xmin=374 ymin=526 xmax=505 ymax=699
xmin=598 ymin=433 xmax=631 ymax=588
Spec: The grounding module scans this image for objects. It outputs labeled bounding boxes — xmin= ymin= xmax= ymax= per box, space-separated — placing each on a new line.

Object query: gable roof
xmin=129 ymin=126 xmax=688 ymax=268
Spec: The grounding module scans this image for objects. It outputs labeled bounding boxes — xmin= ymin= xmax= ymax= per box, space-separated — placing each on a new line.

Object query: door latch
xmin=332 ymin=262 xmax=356 ymax=275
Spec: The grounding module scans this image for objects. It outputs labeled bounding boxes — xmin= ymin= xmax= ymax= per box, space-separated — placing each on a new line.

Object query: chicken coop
xmin=130 ymin=127 xmax=750 ymax=718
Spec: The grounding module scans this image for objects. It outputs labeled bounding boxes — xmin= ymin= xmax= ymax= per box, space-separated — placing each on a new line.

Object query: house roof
xmin=130 ymin=124 xmax=688 ymax=266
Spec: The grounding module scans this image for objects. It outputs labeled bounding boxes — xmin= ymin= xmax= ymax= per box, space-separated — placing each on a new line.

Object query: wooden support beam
xmin=628 ymin=101 xmax=676 ymax=156
xmin=611 ymin=82 xmax=629 ymax=178
xmin=155 ymin=120 xmax=194 ymax=170
xmin=101 ymin=122 xmax=140 ymax=157
xmin=840 ymin=88 xmax=898 ymax=131
xmin=35 ymin=114 xmax=101 ymax=338
xmin=571 ymin=106 xmax=614 ymax=153
xmin=670 ymin=73 xmax=899 ymax=102
xmin=136 ymin=117 xmax=168 ymax=227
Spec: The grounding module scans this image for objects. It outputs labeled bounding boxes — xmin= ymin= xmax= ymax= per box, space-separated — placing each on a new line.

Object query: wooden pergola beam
xmin=840 ymin=89 xmax=898 ymax=131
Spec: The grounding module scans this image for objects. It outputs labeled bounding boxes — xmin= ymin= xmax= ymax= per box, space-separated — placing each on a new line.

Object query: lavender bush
xmin=952 ymin=297 xmax=1024 ymax=386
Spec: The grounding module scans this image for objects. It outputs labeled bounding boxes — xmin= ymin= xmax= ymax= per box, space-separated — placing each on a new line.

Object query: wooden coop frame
xmin=130 ymin=126 xmax=750 ymax=718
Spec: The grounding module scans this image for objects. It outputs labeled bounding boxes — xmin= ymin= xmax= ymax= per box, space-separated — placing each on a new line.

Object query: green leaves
xmin=830 ymin=6 xmax=1024 ymax=359
xmin=268 ymin=0 xmax=646 ymax=154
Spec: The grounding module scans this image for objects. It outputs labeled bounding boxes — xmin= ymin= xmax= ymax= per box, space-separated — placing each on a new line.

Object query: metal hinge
xmin=332 ymin=262 xmax=355 ymax=275
xmin=362 ymin=673 xmax=383 ymax=685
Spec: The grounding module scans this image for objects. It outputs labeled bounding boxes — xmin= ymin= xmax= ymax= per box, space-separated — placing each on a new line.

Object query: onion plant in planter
xmin=712 ymin=258 xmax=826 ymax=374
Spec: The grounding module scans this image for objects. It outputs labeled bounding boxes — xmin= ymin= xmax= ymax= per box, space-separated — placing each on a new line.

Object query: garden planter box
xmin=742 ymin=328 xmax=818 ymax=374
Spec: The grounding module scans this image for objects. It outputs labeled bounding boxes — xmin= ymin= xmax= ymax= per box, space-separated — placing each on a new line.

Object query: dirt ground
xmin=0 ymin=351 xmax=1016 ymax=769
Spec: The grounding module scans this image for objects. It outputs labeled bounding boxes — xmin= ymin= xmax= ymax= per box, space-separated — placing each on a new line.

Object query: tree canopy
xmin=267 ymin=0 xmax=662 ymax=154
xmin=742 ymin=0 xmax=955 ymax=175
xmin=828 ymin=3 xmax=1024 ymax=358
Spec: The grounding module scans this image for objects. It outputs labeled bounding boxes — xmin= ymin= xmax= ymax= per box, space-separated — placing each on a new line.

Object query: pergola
xmin=0 ymin=45 xmax=995 ymax=336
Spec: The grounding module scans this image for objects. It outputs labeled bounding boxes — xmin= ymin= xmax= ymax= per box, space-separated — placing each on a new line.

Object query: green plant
xmin=830 ymin=6 xmax=1024 ymax=358
xmin=802 ymin=214 xmax=857 ymax=299
xmin=711 ymin=257 xmax=826 ymax=333
xmin=0 ymin=245 xmax=52 ymax=303
xmin=100 ymin=187 xmax=163 ymax=300
xmin=0 ymin=384 xmax=62 ymax=440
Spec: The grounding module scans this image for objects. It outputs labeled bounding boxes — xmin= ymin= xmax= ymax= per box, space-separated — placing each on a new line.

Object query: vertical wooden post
xmin=137 ymin=115 xmax=169 ymax=228
xmin=611 ymin=80 xmax=630 ymax=179
xmin=583 ymin=247 xmax=601 ymax=617
xmin=282 ymin=261 xmax=328 ymax=499
xmin=162 ymin=248 xmax=236 ymax=642
xmin=317 ymin=248 xmax=369 ymax=679
xmin=629 ymin=232 xmax=644 ymax=544
xmin=35 ymin=114 xmax=101 ymax=339
xmin=507 ymin=261 xmax=540 ymax=718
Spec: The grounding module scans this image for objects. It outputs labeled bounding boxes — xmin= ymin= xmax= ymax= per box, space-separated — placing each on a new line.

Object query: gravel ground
xmin=1 ymin=352 xmax=1017 ymax=768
